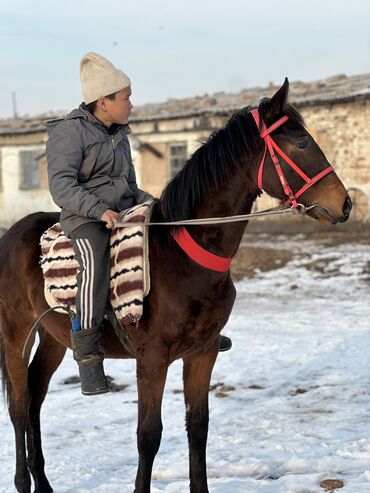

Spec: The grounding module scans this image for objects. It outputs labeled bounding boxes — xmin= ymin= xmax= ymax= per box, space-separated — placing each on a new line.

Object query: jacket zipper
xmin=111 ymin=135 xmax=116 ymax=150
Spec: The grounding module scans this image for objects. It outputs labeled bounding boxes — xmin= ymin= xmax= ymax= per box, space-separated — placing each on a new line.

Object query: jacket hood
xmin=65 ymin=104 xmax=98 ymax=123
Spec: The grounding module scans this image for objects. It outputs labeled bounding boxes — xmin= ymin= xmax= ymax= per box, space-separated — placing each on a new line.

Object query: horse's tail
xmin=0 ymin=309 xmax=11 ymax=406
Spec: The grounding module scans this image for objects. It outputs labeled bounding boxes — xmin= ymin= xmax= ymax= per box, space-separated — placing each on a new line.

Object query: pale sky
xmin=1 ymin=0 xmax=369 ymax=119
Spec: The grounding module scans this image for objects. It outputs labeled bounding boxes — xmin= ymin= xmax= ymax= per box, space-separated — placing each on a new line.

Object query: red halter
xmin=250 ymin=109 xmax=334 ymax=208
xmin=172 ymin=109 xmax=335 ymax=272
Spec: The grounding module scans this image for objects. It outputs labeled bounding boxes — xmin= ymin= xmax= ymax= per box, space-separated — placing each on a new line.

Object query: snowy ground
xmin=1 ymin=233 xmax=370 ymax=493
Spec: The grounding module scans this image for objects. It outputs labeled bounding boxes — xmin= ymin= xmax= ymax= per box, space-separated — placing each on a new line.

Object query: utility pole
xmin=12 ymin=91 xmax=18 ymax=118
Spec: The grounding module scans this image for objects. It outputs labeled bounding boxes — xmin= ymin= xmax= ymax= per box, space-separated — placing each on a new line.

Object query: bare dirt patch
xmin=231 ymin=223 xmax=370 ymax=280
xmin=320 ymin=478 xmax=345 ymax=490
xmin=232 ymin=246 xmax=294 ymax=280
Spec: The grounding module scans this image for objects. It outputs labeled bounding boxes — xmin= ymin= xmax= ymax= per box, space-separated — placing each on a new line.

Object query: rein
xmin=114 ymin=203 xmax=314 ymax=228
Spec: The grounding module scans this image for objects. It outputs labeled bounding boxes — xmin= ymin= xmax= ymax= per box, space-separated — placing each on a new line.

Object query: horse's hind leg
xmin=27 ymin=329 xmax=66 ymax=493
xmin=183 ymin=341 xmax=219 ymax=493
xmin=2 ymin=335 xmax=32 ymax=493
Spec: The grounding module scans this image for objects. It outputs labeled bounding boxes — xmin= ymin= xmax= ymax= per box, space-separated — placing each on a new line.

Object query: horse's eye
xmin=296 ymin=139 xmax=307 ymax=149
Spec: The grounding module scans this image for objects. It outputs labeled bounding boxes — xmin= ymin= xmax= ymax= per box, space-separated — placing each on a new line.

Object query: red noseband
xmin=250 ymin=109 xmax=334 ymax=208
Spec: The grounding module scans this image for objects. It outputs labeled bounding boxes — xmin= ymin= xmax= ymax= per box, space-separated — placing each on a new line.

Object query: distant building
xmin=0 ymin=123 xmax=58 ymax=229
xmin=0 ymin=73 xmax=369 ymax=229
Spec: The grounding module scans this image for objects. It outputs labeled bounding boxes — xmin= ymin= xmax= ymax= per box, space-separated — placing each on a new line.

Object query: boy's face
xmin=100 ymin=86 xmax=133 ymax=126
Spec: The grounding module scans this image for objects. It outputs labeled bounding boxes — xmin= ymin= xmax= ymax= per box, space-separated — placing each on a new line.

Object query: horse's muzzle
xmin=306 ymin=195 xmax=352 ymax=224
xmin=332 ymin=195 xmax=353 ymax=223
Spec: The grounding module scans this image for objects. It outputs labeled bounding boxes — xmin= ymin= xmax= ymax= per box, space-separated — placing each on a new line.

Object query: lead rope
xmin=22 ymin=305 xmax=76 ymax=359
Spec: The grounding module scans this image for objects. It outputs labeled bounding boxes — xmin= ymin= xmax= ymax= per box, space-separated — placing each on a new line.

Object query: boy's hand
xmin=101 ymin=209 xmax=119 ymax=229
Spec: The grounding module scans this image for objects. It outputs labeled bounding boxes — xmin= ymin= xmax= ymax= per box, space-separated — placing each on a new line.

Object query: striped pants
xmin=70 ymin=222 xmax=111 ymax=330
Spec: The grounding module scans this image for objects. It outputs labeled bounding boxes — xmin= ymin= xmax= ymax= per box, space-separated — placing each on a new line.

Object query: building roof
xmin=1 ymin=73 xmax=370 ymax=135
xmin=133 ymin=73 xmax=370 ymax=121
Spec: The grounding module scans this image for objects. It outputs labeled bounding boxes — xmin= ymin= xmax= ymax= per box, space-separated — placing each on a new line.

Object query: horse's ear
xmin=265 ymin=78 xmax=289 ymax=119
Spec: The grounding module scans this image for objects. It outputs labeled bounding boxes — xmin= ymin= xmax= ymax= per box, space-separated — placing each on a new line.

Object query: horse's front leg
xmin=134 ymin=352 xmax=168 ymax=493
xmin=183 ymin=339 xmax=219 ymax=493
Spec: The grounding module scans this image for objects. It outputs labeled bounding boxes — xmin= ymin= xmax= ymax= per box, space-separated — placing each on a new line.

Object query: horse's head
xmin=254 ymin=79 xmax=352 ymax=225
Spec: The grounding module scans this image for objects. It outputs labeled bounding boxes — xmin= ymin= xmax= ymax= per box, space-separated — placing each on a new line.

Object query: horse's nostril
xmin=343 ymin=196 xmax=352 ymax=217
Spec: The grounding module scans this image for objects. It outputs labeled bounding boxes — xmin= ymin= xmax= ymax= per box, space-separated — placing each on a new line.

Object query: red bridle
xmin=172 ymin=110 xmax=335 ymax=272
xmin=250 ymin=109 xmax=334 ymax=208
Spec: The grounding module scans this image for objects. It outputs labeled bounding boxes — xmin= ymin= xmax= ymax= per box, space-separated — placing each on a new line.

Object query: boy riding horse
xmin=46 ymin=52 xmax=231 ymax=396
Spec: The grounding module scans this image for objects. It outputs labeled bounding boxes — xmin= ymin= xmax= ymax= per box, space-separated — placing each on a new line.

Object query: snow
xmin=1 ymin=234 xmax=370 ymax=493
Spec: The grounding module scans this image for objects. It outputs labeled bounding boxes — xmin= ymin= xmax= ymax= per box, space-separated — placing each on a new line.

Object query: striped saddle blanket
xmin=40 ymin=200 xmax=154 ymax=326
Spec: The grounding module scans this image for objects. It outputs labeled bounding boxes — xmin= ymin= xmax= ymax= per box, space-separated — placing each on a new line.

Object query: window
xmin=19 ymin=150 xmax=41 ymax=190
xmin=169 ymin=143 xmax=187 ymax=178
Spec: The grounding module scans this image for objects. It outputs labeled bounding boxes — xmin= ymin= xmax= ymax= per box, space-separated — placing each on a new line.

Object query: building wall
xmin=129 ymin=127 xmax=214 ymax=199
xmin=0 ymin=97 xmax=369 ymax=229
xmin=0 ymin=143 xmax=59 ymax=229
xmin=305 ymin=99 xmax=370 ymax=188
xmin=136 ymin=142 xmax=167 ymax=198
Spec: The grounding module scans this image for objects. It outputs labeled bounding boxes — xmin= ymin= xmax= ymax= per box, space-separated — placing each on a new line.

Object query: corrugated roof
xmin=1 ymin=73 xmax=369 ymax=135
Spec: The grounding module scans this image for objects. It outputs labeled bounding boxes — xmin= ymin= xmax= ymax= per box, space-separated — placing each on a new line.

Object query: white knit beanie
xmin=80 ymin=52 xmax=131 ymax=104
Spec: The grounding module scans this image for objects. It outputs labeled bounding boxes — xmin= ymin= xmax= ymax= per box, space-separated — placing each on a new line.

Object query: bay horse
xmin=0 ymin=79 xmax=351 ymax=493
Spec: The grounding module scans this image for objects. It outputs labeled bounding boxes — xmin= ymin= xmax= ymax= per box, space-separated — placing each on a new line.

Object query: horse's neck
xmin=191 ymin=171 xmax=258 ymax=258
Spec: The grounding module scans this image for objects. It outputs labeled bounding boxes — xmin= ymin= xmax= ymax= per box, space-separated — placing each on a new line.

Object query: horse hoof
xmin=33 ymin=485 xmax=53 ymax=493
xmin=14 ymin=475 xmax=31 ymax=493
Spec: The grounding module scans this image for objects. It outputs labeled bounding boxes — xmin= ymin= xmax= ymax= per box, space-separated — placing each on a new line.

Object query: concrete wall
xmin=0 ymin=144 xmax=59 ymax=229
xmin=129 ymin=126 xmax=213 ymax=199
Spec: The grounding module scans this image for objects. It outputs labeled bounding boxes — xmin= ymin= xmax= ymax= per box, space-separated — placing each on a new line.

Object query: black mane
xmin=159 ymin=100 xmax=305 ymax=223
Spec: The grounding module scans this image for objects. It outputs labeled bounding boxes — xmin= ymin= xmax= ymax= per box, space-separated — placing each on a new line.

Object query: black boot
xmin=219 ymin=335 xmax=232 ymax=352
xmin=71 ymin=325 xmax=110 ymax=396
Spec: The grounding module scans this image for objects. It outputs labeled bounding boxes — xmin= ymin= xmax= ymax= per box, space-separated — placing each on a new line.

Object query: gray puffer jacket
xmin=46 ymin=103 xmax=151 ymax=235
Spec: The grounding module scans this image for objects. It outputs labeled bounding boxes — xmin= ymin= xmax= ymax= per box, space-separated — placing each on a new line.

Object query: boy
xmin=47 ymin=52 xmax=152 ymax=395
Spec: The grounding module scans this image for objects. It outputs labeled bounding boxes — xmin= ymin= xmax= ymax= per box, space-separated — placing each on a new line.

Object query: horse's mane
xmin=159 ymin=106 xmax=256 ymax=224
xmin=159 ymin=100 xmax=304 ymax=224
xmin=150 ymin=99 xmax=305 ymax=244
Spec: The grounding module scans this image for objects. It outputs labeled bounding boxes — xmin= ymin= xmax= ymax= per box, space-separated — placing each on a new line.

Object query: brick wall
xmin=304 ymin=99 xmax=370 ymax=192
xmin=249 ymin=98 xmax=370 ymax=220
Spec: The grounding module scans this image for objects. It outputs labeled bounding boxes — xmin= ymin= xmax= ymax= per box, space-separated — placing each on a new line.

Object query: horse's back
xmin=0 ymin=211 xmax=59 ymax=290
xmin=0 ymin=212 xmax=59 ymax=257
